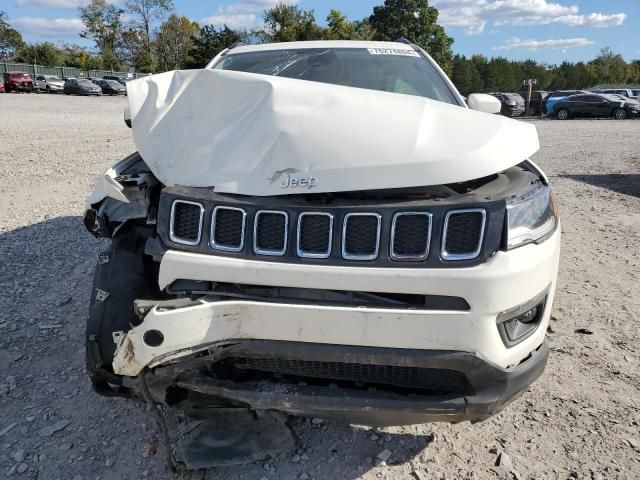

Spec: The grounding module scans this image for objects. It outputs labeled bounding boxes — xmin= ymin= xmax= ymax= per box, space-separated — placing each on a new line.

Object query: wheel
xmin=556 ymin=108 xmax=569 ymax=120
xmin=46 ymin=86 xmax=51 ymax=94
xmin=613 ymin=108 xmax=627 ymax=120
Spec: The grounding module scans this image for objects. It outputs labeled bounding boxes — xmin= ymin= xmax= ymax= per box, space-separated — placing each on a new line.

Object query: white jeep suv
xmin=84 ymin=40 xmax=560 ymax=428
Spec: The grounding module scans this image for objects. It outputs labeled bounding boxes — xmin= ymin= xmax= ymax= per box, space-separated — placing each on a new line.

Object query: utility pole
xmin=523 ymin=79 xmax=537 ymax=115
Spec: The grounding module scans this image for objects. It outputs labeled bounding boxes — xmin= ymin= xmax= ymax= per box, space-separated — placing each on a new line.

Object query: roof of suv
xmin=227 ymin=40 xmax=417 ymax=55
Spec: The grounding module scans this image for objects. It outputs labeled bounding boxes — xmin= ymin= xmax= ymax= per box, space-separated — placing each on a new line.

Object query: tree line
xmin=1 ymin=0 xmax=639 ymax=92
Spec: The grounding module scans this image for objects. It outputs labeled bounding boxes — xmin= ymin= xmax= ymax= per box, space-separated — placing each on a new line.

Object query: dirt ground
xmin=0 ymin=94 xmax=638 ymax=480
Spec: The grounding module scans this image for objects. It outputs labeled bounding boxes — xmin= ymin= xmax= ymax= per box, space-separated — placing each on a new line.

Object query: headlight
xmin=506 ymin=183 xmax=558 ymax=249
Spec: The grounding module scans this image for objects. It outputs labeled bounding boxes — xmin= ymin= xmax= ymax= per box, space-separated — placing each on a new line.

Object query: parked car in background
xmin=490 ymin=92 xmax=525 ymax=116
xmin=103 ymin=75 xmax=129 ymax=86
xmin=552 ymin=93 xmax=640 ymax=120
xmin=64 ymin=78 xmax=102 ymax=96
xmin=607 ymin=93 xmax=640 ymax=105
xmin=592 ymin=88 xmax=639 ymax=100
xmin=35 ymin=74 xmax=65 ymax=93
xmin=94 ymin=79 xmax=127 ymax=95
xmin=2 ymin=71 xmax=35 ymax=93
xmin=518 ymin=90 xmax=548 ymax=115
xmin=543 ymin=90 xmax=589 ymax=115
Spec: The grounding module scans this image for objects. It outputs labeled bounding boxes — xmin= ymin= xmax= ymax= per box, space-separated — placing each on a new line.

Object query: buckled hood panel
xmin=126 ymin=69 xmax=540 ymax=196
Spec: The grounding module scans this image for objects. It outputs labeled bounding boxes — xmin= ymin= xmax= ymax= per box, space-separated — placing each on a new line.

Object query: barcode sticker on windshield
xmin=367 ymin=48 xmax=420 ymax=57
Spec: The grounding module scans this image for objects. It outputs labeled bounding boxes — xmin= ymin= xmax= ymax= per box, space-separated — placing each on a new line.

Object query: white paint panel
xmin=126 ymin=68 xmax=539 ymax=196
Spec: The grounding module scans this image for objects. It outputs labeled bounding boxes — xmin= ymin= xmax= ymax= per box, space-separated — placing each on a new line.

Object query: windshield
xmin=106 ymin=80 xmax=122 ymax=87
xmin=45 ymin=76 xmax=61 ymax=82
xmin=213 ymin=48 xmax=459 ymax=105
xmin=78 ymin=80 xmax=95 ymax=86
xmin=11 ymin=73 xmax=30 ymax=79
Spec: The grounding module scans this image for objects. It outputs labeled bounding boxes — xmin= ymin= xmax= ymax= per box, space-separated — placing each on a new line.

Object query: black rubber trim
xmin=142 ymin=340 xmax=549 ymax=426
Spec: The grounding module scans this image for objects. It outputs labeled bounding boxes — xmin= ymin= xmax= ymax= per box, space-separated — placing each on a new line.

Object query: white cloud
xmin=201 ymin=0 xmax=298 ymax=30
xmin=16 ymin=0 xmax=84 ymax=7
xmin=16 ymin=0 xmax=117 ymax=8
xmin=200 ymin=13 xmax=259 ymax=30
xmin=432 ymin=0 xmax=626 ymax=34
xmin=495 ymin=37 xmax=594 ymax=51
xmin=10 ymin=17 xmax=84 ymax=38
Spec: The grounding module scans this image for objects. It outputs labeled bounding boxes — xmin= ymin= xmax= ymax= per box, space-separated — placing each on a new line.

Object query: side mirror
xmin=467 ymin=93 xmax=502 ymax=114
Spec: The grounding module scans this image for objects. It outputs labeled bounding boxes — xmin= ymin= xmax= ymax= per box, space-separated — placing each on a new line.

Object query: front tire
xmin=613 ymin=108 xmax=627 ymax=120
xmin=556 ymin=108 xmax=569 ymax=120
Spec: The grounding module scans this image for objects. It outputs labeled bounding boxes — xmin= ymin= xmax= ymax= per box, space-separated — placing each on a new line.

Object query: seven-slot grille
xmin=169 ymin=200 xmax=204 ymax=246
xmin=168 ymin=200 xmax=487 ymax=262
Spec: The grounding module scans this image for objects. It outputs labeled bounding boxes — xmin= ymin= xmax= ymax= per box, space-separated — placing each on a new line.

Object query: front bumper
xmin=116 ymin=227 xmax=559 ymax=373
xmin=140 ymin=340 xmax=548 ymax=426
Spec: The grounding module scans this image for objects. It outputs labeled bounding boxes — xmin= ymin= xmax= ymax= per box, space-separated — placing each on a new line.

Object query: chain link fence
xmin=0 ymin=62 xmax=147 ymax=80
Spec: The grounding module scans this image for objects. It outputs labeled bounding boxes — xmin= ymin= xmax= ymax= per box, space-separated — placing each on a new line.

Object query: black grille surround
xmin=158 ymin=186 xmax=506 ymax=269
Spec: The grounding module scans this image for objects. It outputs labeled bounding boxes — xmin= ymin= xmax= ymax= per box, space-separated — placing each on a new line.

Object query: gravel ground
xmin=0 ymin=94 xmax=639 ymax=480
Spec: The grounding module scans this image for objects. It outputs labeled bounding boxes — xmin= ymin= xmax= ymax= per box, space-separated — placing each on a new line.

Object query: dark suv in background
xmin=543 ymin=90 xmax=589 ymax=115
xmin=64 ymin=78 xmax=102 ymax=96
xmin=2 ymin=71 xmax=35 ymax=93
xmin=489 ymin=92 xmax=525 ymax=116
xmin=518 ymin=90 xmax=548 ymax=115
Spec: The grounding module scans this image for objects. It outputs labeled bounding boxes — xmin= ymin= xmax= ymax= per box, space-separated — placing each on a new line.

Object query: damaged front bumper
xmin=91 ymin=228 xmax=559 ymax=426
xmin=132 ymin=340 xmax=548 ymax=427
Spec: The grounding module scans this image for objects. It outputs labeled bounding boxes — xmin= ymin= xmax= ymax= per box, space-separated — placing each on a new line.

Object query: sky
xmin=2 ymin=0 xmax=638 ymax=64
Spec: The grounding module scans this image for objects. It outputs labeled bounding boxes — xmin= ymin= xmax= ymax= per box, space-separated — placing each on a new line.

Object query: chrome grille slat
xmin=390 ymin=212 xmax=432 ymax=261
xmin=297 ymin=212 xmax=334 ymax=258
xmin=341 ymin=213 xmax=381 ymax=261
xmin=254 ymin=210 xmax=288 ymax=256
xmin=441 ymin=209 xmax=486 ymax=261
xmin=169 ymin=200 xmax=204 ymax=246
xmin=210 ymin=206 xmax=246 ymax=252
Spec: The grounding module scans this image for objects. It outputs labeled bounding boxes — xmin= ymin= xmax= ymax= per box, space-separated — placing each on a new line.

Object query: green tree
xmin=155 ymin=13 xmax=199 ymax=71
xmin=185 ymin=25 xmax=241 ymax=69
xmin=15 ymin=42 xmax=63 ymax=66
xmin=590 ymin=47 xmax=627 ymax=85
xmin=324 ymin=9 xmax=358 ymax=40
xmin=61 ymin=44 xmax=104 ymax=69
xmin=368 ymin=0 xmax=453 ymax=73
xmin=118 ymin=27 xmax=148 ymax=70
xmin=0 ymin=11 xmax=24 ymax=60
xmin=79 ymin=0 xmax=123 ymax=69
xmin=123 ymin=0 xmax=173 ymax=70
xmin=260 ymin=3 xmax=323 ymax=42
xmin=451 ymin=54 xmax=484 ymax=96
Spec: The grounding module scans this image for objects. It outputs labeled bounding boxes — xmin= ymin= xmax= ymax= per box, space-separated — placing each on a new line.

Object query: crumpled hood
xmin=127 ymin=69 xmax=539 ymax=196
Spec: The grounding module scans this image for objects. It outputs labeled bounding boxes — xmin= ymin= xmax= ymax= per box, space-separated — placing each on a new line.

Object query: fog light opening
xmin=497 ymin=288 xmax=549 ymax=347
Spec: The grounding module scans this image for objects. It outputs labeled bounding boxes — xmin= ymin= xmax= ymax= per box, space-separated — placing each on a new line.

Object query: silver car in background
xmin=35 ymin=74 xmax=65 ymax=94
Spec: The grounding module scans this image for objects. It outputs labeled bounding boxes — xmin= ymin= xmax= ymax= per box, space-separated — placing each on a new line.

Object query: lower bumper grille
xmin=222 ymin=356 xmax=472 ymax=394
